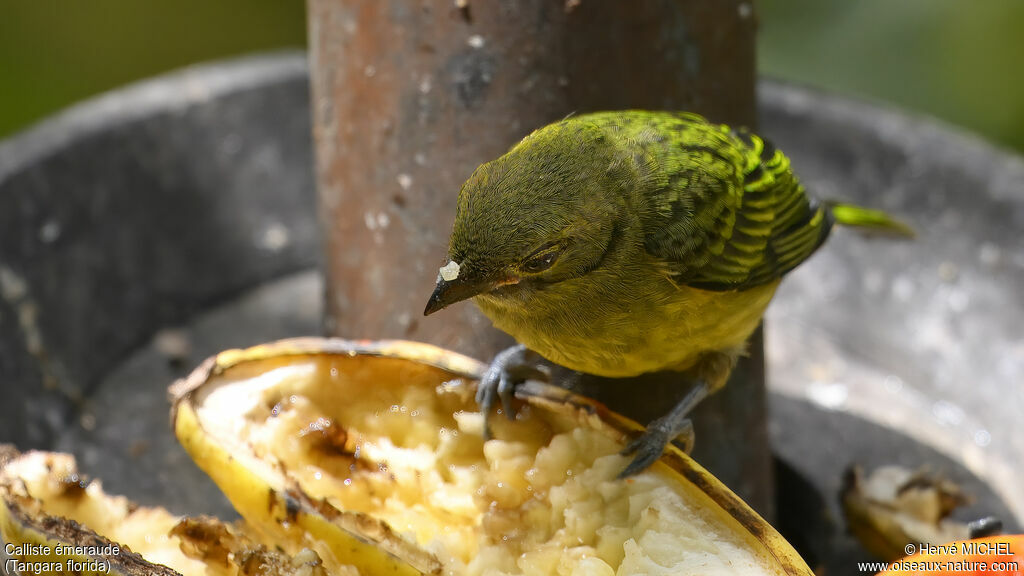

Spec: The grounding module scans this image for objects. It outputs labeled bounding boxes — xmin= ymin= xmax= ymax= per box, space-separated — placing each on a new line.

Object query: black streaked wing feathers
xmin=642 ymin=119 xmax=831 ymax=290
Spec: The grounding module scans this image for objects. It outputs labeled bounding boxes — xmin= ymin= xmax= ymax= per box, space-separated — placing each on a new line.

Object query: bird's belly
xmin=483 ymin=281 xmax=780 ymax=378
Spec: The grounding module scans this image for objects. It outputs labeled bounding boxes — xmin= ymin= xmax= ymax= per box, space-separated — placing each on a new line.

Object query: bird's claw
xmin=617 ymin=380 xmax=708 ymax=477
xmin=618 ymin=417 xmax=694 ymax=478
xmin=476 ymin=344 xmax=549 ymax=439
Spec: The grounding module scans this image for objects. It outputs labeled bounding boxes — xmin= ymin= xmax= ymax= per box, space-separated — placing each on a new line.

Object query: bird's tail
xmin=826 ymin=201 xmax=915 ymax=238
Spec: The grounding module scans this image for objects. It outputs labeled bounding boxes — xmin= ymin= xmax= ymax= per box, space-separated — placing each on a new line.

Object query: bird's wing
xmin=641 ymin=114 xmax=831 ymax=290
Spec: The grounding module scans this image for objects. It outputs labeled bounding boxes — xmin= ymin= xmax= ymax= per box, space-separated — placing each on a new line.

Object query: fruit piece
xmin=843 ymin=465 xmax=1002 ymax=563
xmin=171 ymin=337 xmax=814 ymax=576
xmin=0 ymin=445 xmax=333 ymax=576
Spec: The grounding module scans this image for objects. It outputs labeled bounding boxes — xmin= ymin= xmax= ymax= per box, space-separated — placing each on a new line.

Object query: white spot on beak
xmin=439 ymin=261 xmax=461 ymax=282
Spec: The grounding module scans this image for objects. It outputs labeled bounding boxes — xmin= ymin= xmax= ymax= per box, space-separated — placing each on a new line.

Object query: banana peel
xmin=169 ymin=337 xmax=815 ymax=576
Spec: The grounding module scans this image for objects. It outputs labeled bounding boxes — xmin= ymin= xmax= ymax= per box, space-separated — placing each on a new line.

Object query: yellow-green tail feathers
xmin=827 ymin=202 xmax=915 ymax=238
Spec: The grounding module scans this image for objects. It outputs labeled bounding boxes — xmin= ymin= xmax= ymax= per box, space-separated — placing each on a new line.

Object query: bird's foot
xmin=619 ymin=417 xmax=694 ymax=478
xmin=618 ymin=380 xmax=710 ymax=478
xmin=477 ymin=344 xmax=550 ymax=439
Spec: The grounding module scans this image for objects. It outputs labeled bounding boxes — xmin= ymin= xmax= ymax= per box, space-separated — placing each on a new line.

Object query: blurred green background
xmin=1 ymin=0 xmax=1021 ymax=152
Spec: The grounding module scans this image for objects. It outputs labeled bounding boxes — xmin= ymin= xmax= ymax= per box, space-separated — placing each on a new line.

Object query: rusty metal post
xmin=308 ymin=0 xmax=770 ymax=516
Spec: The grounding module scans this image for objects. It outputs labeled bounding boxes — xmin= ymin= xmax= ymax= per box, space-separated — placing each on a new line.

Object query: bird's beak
xmin=423 ymin=275 xmax=486 ymax=316
xmin=423 ymin=260 xmax=516 ymax=316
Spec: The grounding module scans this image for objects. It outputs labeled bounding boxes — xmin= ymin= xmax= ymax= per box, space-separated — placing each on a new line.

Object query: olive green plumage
xmin=427 ymin=110 xmax=911 ymax=387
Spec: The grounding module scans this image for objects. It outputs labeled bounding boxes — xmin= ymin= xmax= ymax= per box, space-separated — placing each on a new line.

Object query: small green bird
xmin=424 ymin=111 xmax=911 ymax=476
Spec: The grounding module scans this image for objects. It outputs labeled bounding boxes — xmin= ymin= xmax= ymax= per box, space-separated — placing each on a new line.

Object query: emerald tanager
xmin=424 ymin=111 xmax=912 ymax=476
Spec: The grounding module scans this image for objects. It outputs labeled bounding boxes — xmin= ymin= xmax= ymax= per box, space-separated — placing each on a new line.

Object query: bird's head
xmin=424 ymin=119 xmax=640 ymax=316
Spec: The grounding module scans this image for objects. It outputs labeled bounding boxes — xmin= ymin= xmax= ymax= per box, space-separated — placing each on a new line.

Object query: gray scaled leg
xmin=476 ymin=344 xmax=550 ymax=438
xmin=618 ymin=379 xmax=710 ymax=478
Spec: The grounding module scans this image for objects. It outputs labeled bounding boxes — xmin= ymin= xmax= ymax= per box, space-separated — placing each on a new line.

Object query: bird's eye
xmin=521 ymin=247 xmax=561 ymax=274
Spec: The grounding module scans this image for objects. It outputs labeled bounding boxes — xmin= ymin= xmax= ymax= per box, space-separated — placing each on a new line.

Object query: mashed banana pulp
xmin=195 ymin=357 xmax=774 ymax=576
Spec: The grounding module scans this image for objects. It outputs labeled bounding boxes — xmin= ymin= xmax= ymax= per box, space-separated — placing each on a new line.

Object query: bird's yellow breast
xmin=476 ymin=275 xmax=780 ymax=379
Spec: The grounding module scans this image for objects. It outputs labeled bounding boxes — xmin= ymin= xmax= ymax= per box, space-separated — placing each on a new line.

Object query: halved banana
xmin=0 ymin=445 xmax=331 ymax=576
xmin=170 ymin=338 xmax=814 ymax=576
